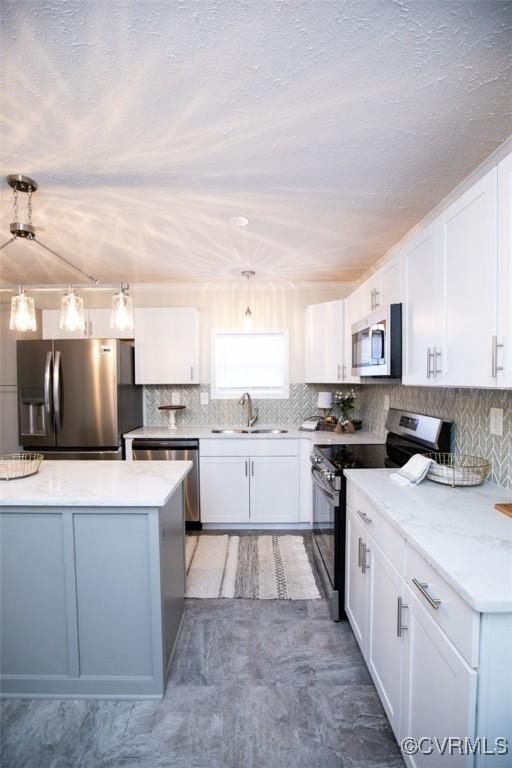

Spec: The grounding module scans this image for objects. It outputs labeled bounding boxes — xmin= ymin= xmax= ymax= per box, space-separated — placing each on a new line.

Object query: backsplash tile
xmin=143 ymin=384 xmax=342 ymax=428
xmin=144 ymin=382 xmax=512 ymax=488
xmin=359 ymin=384 xmax=512 ymax=489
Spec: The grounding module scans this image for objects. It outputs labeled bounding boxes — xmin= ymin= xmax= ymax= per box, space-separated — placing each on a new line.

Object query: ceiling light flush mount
xmin=230 ymin=216 xmax=249 ymax=227
xmin=9 ymin=285 xmax=36 ymax=332
xmin=111 ymin=283 xmax=134 ymax=332
xmin=242 ymin=270 xmax=255 ymax=329
xmin=7 ymin=174 xmax=38 ymax=239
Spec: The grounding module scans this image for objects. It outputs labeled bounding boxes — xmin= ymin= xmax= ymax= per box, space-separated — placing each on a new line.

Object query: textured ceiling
xmin=0 ymin=0 xmax=511 ymax=285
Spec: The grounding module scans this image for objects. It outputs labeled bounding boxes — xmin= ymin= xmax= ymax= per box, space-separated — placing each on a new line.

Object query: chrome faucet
xmin=239 ymin=392 xmax=258 ymax=428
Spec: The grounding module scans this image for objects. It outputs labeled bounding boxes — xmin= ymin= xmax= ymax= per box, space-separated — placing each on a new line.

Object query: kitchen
xmin=1 ymin=1 xmax=512 ymax=767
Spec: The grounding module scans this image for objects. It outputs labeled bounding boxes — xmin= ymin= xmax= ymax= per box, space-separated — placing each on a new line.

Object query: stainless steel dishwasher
xmin=132 ymin=439 xmax=201 ymax=529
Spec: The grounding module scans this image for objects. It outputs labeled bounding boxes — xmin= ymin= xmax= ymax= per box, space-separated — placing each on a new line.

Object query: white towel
xmin=391 ymin=453 xmax=433 ymax=487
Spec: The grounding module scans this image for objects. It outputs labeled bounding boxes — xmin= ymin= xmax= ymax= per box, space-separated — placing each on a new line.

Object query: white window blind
xmin=212 ymin=331 xmax=289 ymax=399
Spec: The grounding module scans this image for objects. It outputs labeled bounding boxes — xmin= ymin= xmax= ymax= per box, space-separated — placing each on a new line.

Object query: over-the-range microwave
xmin=351 ymin=303 xmax=402 ymax=378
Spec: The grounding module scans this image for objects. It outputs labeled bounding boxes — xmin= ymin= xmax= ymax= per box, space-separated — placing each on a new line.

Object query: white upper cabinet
xmin=304 ymin=299 xmax=344 ymax=383
xmin=403 ymin=163 xmax=506 ymax=389
xmin=134 ymin=307 xmax=200 ymax=385
xmin=498 ymin=152 xmax=512 ymax=388
xmin=403 ymin=224 xmax=442 ymax=386
xmin=42 ymin=308 xmax=133 ymax=340
xmin=359 ymin=253 xmax=402 ymax=317
xmin=439 ymin=167 xmax=498 ymax=388
xmin=344 ymin=288 xmax=362 ymax=383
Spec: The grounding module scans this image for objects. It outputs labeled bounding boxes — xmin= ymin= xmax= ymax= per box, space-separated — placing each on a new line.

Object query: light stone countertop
xmin=124 ymin=425 xmax=386 ymax=445
xmin=0 ymin=460 xmax=192 ymax=508
xmin=344 ymin=468 xmax=512 ymax=613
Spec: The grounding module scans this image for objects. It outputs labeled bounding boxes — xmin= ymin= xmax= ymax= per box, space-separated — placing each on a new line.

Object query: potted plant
xmin=332 ymin=389 xmax=359 ymax=433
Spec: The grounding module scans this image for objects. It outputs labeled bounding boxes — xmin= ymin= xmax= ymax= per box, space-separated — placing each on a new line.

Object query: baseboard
xmin=202 ymin=522 xmax=313 ymax=531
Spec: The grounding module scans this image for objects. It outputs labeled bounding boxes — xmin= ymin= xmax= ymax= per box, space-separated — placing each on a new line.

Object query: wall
xmin=359 ymin=384 xmax=512 ymax=488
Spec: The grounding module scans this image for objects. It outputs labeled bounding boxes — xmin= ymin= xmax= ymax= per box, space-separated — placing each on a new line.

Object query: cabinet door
xmin=400 ymin=586 xmax=477 ymax=767
xmin=498 ymin=152 xmax=512 ymax=388
xmin=200 ymin=457 xmax=250 ymax=523
xmin=249 ymin=456 xmax=299 ymax=523
xmin=380 ymin=253 xmax=401 ymax=306
xmin=360 ymin=275 xmax=378 ymax=316
xmin=403 ymin=224 xmax=441 ymax=386
xmin=304 ymin=300 xmax=344 ymax=383
xmin=88 ymin=309 xmax=133 ymax=339
xmin=344 ymin=288 xmax=362 ymax=383
xmin=42 ymin=309 xmax=89 ymax=339
xmin=440 ymin=168 xmax=498 ymax=387
xmin=345 ymin=509 xmax=368 ymax=652
xmin=134 ymin=307 xmax=199 ymax=385
xmin=367 ymin=541 xmax=404 ymax=738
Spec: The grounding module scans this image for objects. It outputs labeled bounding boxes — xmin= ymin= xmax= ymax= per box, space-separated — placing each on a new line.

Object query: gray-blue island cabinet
xmin=0 ymin=460 xmax=191 ymax=699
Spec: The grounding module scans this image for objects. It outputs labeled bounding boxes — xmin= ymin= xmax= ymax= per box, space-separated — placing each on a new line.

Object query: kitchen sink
xmin=211 ymin=428 xmax=249 ymax=434
xmin=249 ymin=429 xmax=288 ymax=434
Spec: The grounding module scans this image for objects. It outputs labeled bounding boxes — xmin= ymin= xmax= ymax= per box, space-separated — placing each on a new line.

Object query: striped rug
xmin=185 ymin=535 xmax=321 ymax=600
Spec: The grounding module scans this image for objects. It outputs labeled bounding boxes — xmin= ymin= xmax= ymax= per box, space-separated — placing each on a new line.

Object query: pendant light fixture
xmin=9 ymin=285 xmax=36 ymax=332
xmin=242 ymin=270 xmax=255 ymax=329
xmin=111 ymin=283 xmax=134 ymax=331
xmin=60 ymin=285 xmax=85 ymax=332
xmin=0 ymin=175 xmax=98 ymax=284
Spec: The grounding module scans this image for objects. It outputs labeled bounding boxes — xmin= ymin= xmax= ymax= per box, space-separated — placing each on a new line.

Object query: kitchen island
xmin=0 ymin=460 xmax=192 ymax=699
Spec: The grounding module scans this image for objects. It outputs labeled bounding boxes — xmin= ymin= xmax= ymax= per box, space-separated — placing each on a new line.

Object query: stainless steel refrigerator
xmin=17 ymin=339 xmax=142 ymax=459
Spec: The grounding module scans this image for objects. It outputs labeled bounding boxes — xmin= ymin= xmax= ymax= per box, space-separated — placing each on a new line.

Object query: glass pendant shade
xmin=60 ymin=287 xmax=85 ymax=332
xmin=111 ymin=286 xmax=134 ymax=331
xmin=9 ymin=287 xmax=37 ymax=332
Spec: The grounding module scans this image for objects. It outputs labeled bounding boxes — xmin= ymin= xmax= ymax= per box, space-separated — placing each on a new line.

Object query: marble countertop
xmin=124 ymin=425 xmax=386 ymax=446
xmin=0 ymin=460 xmax=192 ymax=508
xmin=344 ymin=469 xmax=512 ymax=613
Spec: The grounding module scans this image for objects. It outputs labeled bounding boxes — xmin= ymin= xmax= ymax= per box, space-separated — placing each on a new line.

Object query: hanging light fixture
xmin=9 ymin=285 xmax=37 ymax=332
xmin=241 ymin=270 xmax=255 ymax=329
xmin=0 ymin=174 xmax=98 ymax=284
xmin=111 ymin=283 xmax=134 ymax=332
xmin=60 ymin=285 xmax=85 ymax=332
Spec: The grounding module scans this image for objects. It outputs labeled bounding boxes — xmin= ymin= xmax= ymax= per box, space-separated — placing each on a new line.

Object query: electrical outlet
xmin=171 ymin=391 xmax=180 ymax=406
xmin=200 ymin=391 xmax=209 ymax=406
xmin=384 ymin=395 xmax=390 ymax=412
xmin=490 ymin=407 xmax=503 ymax=437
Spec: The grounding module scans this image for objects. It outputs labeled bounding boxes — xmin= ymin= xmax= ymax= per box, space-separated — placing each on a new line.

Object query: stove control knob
xmin=326 ymin=471 xmax=336 ymax=482
xmin=311 ymin=455 xmax=322 ymax=464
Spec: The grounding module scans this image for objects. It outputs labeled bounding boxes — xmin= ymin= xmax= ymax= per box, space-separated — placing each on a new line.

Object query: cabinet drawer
xmin=346 ymin=484 xmax=405 ymax=575
xmin=200 ymin=439 xmax=300 ymax=457
xmin=405 ymin=544 xmax=479 ymax=667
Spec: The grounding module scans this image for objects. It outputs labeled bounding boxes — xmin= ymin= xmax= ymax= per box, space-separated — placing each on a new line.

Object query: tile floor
xmin=0 ymin=535 xmax=404 ymax=768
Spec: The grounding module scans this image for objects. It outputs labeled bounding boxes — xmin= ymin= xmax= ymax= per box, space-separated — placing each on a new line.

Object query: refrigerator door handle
xmin=44 ymin=350 xmax=53 ymax=427
xmin=53 ymin=350 xmax=62 ymax=432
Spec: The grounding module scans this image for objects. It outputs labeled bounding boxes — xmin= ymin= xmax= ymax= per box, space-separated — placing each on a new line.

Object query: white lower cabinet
xmin=200 ymin=441 xmax=300 ymax=524
xmin=200 ymin=457 xmax=250 ymax=523
xmin=345 ymin=511 xmax=367 ymax=648
xmin=367 ymin=541 xmax=404 ymax=738
xmin=249 ymin=456 xmax=299 ymax=523
xmin=400 ymin=586 xmax=477 ymax=768
xmin=344 ymin=480 xmax=503 ymax=766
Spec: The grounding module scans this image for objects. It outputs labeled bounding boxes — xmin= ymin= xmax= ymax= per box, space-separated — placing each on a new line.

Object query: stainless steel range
xmin=311 ymin=408 xmax=451 ymax=621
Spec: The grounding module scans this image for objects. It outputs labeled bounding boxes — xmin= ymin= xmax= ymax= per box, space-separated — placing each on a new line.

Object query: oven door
xmin=311 ymin=466 xmax=342 ymax=619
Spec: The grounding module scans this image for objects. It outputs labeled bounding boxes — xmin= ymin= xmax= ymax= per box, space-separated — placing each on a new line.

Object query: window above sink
xmin=211 ymin=330 xmax=289 ymax=400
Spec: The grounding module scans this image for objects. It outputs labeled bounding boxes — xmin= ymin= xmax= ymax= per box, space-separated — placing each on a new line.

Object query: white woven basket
xmin=0 ymin=453 xmax=44 ymax=481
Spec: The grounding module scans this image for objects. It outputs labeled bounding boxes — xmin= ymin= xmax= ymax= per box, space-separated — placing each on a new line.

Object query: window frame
xmin=211 ymin=329 xmax=290 ymax=400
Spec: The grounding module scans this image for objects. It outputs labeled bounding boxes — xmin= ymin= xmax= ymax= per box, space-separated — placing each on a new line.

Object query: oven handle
xmin=311 ymin=467 xmax=339 ymax=504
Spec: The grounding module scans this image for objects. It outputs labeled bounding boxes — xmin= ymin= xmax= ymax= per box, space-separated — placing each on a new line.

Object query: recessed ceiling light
xmin=230 ymin=216 xmax=249 ymax=227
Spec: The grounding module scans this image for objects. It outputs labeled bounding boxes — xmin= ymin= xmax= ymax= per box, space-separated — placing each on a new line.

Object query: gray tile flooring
xmin=0 ymin=534 xmax=404 ymax=768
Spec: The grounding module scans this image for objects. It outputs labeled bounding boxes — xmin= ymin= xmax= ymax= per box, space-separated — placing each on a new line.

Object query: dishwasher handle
xmin=132 ymin=439 xmax=199 ymax=451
